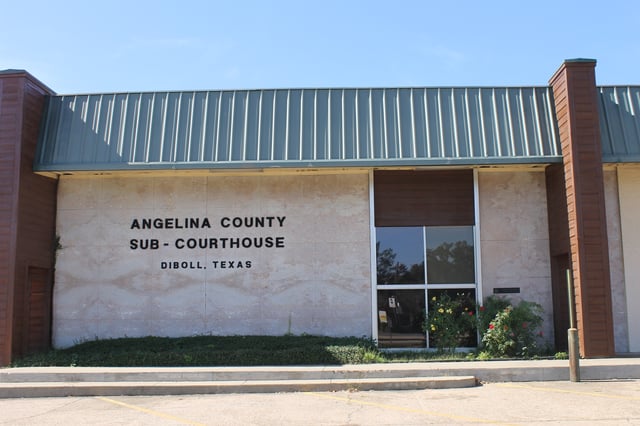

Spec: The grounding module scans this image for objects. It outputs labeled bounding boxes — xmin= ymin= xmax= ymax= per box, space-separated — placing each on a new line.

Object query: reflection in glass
xmin=376 ymin=227 xmax=425 ymax=284
xmin=377 ymin=289 xmax=426 ymax=348
xmin=426 ymin=226 xmax=475 ymax=284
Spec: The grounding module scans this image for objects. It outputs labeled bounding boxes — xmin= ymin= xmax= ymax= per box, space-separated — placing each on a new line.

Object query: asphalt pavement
xmin=1 ymin=379 xmax=640 ymax=425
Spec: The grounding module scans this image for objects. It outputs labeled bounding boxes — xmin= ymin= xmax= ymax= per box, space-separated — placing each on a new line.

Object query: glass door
xmin=375 ymin=225 xmax=477 ymax=349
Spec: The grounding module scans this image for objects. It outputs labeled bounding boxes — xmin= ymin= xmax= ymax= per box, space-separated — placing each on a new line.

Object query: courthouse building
xmin=1 ymin=59 xmax=639 ymax=365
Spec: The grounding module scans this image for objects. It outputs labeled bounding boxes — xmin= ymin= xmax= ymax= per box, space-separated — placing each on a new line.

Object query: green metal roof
xmin=599 ymin=86 xmax=640 ymax=163
xmin=34 ymin=87 xmax=562 ymax=172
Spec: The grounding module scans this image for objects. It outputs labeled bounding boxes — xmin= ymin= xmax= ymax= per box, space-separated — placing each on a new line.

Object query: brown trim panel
xmin=0 ymin=75 xmax=22 ymax=366
xmin=0 ymin=71 xmax=56 ymax=366
xmin=374 ymin=170 xmax=474 ymax=227
xmin=549 ymin=60 xmax=615 ymax=357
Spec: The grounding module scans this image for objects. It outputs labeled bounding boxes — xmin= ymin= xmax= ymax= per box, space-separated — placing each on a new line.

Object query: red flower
xmin=469 ymin=311 xmax=474 ymax=316
xmin=489 ymin=324 xmax=495 ymax=330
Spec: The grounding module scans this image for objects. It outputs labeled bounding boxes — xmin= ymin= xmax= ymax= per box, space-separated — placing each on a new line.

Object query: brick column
xmin=549 ymin=59 xmax=615 ymax=357
xmin=0 ymin=70 xmax=56 ymax=366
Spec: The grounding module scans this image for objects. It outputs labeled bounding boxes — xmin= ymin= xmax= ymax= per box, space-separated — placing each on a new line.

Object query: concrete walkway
xmin=1 ymin=358 xmax=639 ymax=398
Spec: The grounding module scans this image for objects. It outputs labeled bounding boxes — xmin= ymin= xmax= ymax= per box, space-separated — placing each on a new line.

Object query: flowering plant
xmin=476 ymin=295 xmax=510 ymax=335
xmin=481 ymin=299 xmax=544 ymax=357
xmin=423 ymin=292 xmax=476 ymax=353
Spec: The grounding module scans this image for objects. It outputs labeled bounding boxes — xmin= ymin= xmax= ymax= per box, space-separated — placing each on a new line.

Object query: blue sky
xmin=2 ymin=1 xmax=639 ymax=93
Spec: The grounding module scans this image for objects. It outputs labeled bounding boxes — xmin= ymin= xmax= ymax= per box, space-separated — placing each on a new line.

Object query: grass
xmin=11 ymin=335 xmax=476 ymax=367
xmin=11 ymin=335 xmax=562 ymax=367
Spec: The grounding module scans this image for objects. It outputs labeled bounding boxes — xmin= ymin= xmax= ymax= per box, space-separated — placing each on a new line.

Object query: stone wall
xmin=617 ymin=166 xmax=640 ymax=352
xmin=603 ymin=168 xmax=630 ymax=353
xmin=478 ymin=170 xmax=554 ymax=344
xmin=53 ymin=172 xmax=372 ymax=348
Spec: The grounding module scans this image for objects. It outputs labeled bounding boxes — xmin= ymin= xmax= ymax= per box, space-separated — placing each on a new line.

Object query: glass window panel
xmin=426 ymin=226 xmax=475 ymax=284
xmin=377 ymin=289 xmax=426 ymax=348
xmin=427 ymin=288 xmax=477 ymax=348
xmin=376 ymin=227 xmax=425 ymax=284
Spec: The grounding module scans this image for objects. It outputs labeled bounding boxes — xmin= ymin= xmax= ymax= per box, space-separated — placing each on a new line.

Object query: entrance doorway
xmin=373 ymin=169 xmax=476 ymax=349
xmin=24 ymin=267 xmax=53 ymax=354
xmin=375 ymin=226 xmax=477 ymax=349
xmin=551 ymin=254 xmax=570 ymax=352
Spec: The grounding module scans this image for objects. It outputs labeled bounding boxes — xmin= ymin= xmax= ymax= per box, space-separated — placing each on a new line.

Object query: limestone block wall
xmin=617 ymin=166 xmax=640 ymax=353
xmin=478 ymin=170 xmax=554 ymax=343
xmin=53 ymin=172 xmax=372 ymax=348
xmin=603 ymin=169 xmax=629 ymax=353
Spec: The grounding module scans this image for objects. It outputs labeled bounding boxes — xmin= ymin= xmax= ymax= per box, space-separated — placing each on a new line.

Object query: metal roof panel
xmin=599 ymin=86 xmax=640 ymax=162
xmin=35 ymin=87 xmax=562 ymax=172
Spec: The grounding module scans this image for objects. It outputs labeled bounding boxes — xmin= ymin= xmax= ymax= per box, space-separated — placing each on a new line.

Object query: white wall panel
xmin=53 ymin=172 xmax=372 ymax=347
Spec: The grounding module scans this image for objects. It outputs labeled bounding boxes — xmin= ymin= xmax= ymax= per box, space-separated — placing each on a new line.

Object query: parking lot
xmin=1 ymin=379 xmax=639 ymax=425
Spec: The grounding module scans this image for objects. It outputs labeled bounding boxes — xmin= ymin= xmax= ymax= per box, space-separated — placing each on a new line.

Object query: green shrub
xmin=481 ymin=300 xmax=544 ymax=358
xmin=475 ymin=351 xmax=492 ymax=360
xmin=477 ymin=296 xmax=511 ymax=336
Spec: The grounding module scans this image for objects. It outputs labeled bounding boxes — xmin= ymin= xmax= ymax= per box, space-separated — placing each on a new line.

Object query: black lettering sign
xmin=131 ymin=217 xmax=212 ymax=230
xmin=220 ymin=216 xmax=286 ymax=228
xmin=130 ymin=239 xmax=159 ymax=250
xmin=129 ymin=216 xmax=285 ymax=271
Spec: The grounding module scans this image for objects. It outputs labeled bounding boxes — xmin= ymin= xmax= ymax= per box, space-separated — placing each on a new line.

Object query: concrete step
xmin=0 ymin=360 xmax=600 ymax=384
xmin=0 ymin=365 xmax=469 ymax=383
xmin=0 ymin=376 xmax=477 ymax=398
xmin=0 ymin=364 xmax=480 ymax=397
xmin=2 ymin=358 xmax=639 ymax=398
